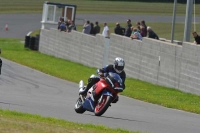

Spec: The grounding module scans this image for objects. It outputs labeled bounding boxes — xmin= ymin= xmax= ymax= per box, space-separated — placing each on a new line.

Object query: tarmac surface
xmin=0 ymin=58 xmax=200 ymax=133
xmin=1 ymin=13 xmax=200 ymax=38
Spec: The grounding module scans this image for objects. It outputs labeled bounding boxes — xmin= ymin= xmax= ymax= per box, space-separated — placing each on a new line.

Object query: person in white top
xmin=102 ymin=23 xmax=109 ymax=37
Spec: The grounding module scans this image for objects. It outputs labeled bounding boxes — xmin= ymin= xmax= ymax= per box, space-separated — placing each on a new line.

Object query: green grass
xmin=0 ymin=0 xmax=200 ymax=16
xmin=0 ymin=38 xmax=200 ymax=115
xmin=0 ymin=109 xmax=139 ymax=133
xmin=30 ymin=30 xmax=40 ymax=37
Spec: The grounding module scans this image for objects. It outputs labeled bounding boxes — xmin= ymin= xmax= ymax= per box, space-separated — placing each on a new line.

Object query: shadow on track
xmin=84 ymin=113 xmax=149 ymax=123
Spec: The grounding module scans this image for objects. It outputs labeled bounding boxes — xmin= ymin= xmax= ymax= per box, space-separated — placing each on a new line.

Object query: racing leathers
xmin=80 ymin=64 xmax=126 ymax=103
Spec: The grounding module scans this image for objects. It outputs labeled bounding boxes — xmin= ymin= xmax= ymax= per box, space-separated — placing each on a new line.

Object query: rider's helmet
xmin=113 ymin=57 xmax=125 ymax=73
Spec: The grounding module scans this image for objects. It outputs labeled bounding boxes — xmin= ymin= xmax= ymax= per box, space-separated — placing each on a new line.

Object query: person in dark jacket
xmin=93 ymin=21 xmax=100 ymax=35
xmin=192 ymin=31 xmax=200 ymax=44
xmin=90 ymin=22 xmax=94 ymax=35
xmin=147 ymin=26 xmax=159 ymax=40
xmin=124 ymin=19 xmax=132 ymax=37
xmin=141 ymin=20 xmax=147 ymax=37
xmin=67 ymin=20 xmax=76 ymax=32
xmin=114 ymin=23 xmax=125 ymax=36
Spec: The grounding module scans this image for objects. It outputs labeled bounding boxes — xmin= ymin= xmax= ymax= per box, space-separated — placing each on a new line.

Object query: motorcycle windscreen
xmin=82 ymin=96 xmax=95 ymax=112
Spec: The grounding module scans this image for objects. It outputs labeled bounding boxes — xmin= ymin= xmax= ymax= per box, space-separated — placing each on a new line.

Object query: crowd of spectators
xmin=79 ymin=19 xmax=160 ymax=40
xmin=57 ymin=17 xmax=200 ymax=45
xmin=114 ymin=19 xmax=159 ymax=41
xmin=82 ymin=20 xmax=101 ymax=36
xmin=57 ymin=17 xmax=162 ymax=41
xmin=58 ymin=17 xmax=77 ymax=32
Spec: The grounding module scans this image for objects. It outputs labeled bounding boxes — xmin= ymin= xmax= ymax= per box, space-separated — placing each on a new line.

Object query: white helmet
xmin=113 ymin=57 xmax=125 ymax=73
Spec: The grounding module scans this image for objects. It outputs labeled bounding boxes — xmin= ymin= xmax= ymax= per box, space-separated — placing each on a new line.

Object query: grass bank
xmin=0 ymin=109 xmax=139 ymax=133
xmin=0 ymin=0 xmax=200 ymax=16
xmin=0 ymin=38 xmax=200 ymax=114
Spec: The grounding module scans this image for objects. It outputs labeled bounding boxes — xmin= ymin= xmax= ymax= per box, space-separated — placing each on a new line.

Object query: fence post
xmin=102 ymin=37 xmax=110 ymax=67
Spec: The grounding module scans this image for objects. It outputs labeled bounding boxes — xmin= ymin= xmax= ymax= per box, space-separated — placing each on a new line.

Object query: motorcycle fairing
xmin=94 ymin=79 xmax=110 ymax=95
xmin=82 ymin=90 xmax=113 ymax=112
xmin=82 ymin=95 xmax=95 ymax=112
xmin=101 ymin=90 xmax=113 ymax=97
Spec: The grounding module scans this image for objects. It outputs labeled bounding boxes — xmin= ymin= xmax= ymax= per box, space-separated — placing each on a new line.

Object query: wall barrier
xmin=39 ymin=28 xmax=200 ymax=95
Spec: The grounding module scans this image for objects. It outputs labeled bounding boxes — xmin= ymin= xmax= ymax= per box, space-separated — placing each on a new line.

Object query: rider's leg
xmin=79 ymin=75 xmax=100 ymax=95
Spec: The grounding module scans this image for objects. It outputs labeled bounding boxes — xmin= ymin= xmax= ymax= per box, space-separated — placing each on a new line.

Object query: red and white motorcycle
xmin=74 ymin=72 xmax=123 ymax=116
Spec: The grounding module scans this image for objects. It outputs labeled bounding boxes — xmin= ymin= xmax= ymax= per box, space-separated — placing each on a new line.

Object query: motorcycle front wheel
xmin=74 ymin=97 xmax=86 ymax=114
xmin=94 ymin=95 xmax=112 ymax=116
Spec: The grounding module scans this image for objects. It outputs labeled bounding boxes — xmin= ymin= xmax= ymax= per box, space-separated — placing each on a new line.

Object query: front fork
xmin=80 ymin=94 xmax=85 ymax=103
xmin=98 ymin=90 xmax=113 ymax=103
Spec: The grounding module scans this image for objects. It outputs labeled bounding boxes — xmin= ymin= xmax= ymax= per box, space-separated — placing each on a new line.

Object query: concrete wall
xmin=39 ymin=28 xmax=105 ymax=68
xmin=39 ymin=28 xmax=200 ymax=95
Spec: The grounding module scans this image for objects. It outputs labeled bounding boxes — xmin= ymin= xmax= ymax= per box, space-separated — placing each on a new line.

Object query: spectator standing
xmin=68 ymin=20 xmax=76 ymax=32
xmin=124 ymin=19 xmax=132 ymax=37
xmin=136 ymin=21 xmax=141 ymax=27
xmin=141 ymin=20 xmax=147 ymax=37
xmin=90 ymin=22 xmax=95 ymax=35
xmin=82 ymin=20 xmax=91 ymax=34
xmin=93 ymin=21 xmax=100 ymax=35
xmin=192 ymin=31 xmax=200 ymax=44
xmin=130 ymin=27 xmax=142 ymax=41
xmin=102 ymin=23 xmax=109 ymax=37
xmin=114 ymin=22 xmax=125 ymax=36
xmin=147 ymin=26 xmax=159 ymax=40
xmin=140 ymin=26 xmax=145 ymax=37
xmin=137 ymin=25 xmax=141 ymax=33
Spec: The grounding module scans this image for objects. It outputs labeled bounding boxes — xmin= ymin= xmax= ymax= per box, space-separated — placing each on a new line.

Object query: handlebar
xmin=98 ymin=72 xmax=105 ymax=79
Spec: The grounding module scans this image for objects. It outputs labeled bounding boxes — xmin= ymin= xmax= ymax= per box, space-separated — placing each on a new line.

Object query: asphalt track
xmin=1 ymin=58 xmax=200 ymax=133
xmin=1 ymin=13 xmax=200 ymax=38
xmin=1 ymin=14 xmax=200 ymax=133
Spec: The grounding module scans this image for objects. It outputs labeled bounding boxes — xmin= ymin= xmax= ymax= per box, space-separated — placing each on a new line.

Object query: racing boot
xmin=79 ymin=76 xmax=100 ymax=95
xmin=79 ymin=82 xmax=94 ymax=95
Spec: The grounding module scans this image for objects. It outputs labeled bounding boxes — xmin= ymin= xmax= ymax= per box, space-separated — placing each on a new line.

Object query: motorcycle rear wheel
xmin=74 ymin=97 xmax=86 ymax=114
xmin=94 ymin=95 xmax=112 ymax=116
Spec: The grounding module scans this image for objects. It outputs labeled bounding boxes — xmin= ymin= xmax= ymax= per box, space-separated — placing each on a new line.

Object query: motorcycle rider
xmin=80 ymin=57 xmax=126 ymax=103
